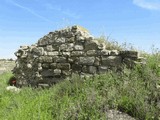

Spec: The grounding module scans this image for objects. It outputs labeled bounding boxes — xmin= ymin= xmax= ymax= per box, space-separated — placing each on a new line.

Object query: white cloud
xmin=44 ymin=3 xmax=81 ymax=19
xmin=7 ymin=0 xmax=54 ymax=24
xmin=133 ymin=0 xmax=160 ymax=10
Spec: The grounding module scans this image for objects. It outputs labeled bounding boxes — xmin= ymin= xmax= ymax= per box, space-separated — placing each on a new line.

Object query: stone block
xmin=42 ymin=63 xmax=50 ymax=69
xmin=54 ymin=69 xmax=61 ymax=75
xmin=50 ymin=63 xmax=57 ymax=69
xmin=20 ymin=45 xmax=29 ymax=50
xmin=71 ymin=51 xmax=84 ymax=57
xmin=101 ymin=50 xmax=110 ymax=56
xmin=57 ymin=63 xmax=70 ymax=70
xmin=74 ymin=45 xmax=84 ymax=51
xmin=79 ymin=57 xmax=95 ymax=65
xmin=62 ymin=70 xmax=71 ymax=76
xmin=120 ymin=50 xmax=138 ymax=59
xmin=31 ymin=47 xmax=44 ymax=56
xmin=55 ymin=57 xmax=66 ymax=63
xmin=101 ymin=56 xmax=122 ymax=67
xmin=66 ymin=43 xmax=74 ymax=51
xmin=46 ymin=45 xmax=53 ymax=52
xmin=27 ymin=63 xmax=32 ymax=69
xmin=55 ymin=37 xmax=65 ymax=44
xmin=76 ymin=36 xmax=85 ymax=42
xmin=66 ymin=37 xmax=75 ymax=43
xmin=47 ymin=51 xmax=59 ymax=56
xmin=37 ymin=38 xmax=48 ymax=46
xmin=82 ymin=66 xmax=88 ymax=73
xmin=86 ymin=50 xmax=98 ymax=56
xmin=59 ymin=44 xmax=68 ymax=51
xmin=43 ymin=56 xmax=53 ymax=63
xmin=94 ymin=57 xmax=100 ymax=66
xmin=88 ymin=66 xmax=97 ymax=74
xmin=98 ymin=66 xmax=109 ymax=73
xmin=52 ymin=45 xmax=59 ymax=51
xmin=97 ymin=43 xmax=106 ymax=50
xmin=68 ymin=57 xmax=79 ymax=63
xmin=62 ymin=52 xmax=70 ymax=57
xmin=38 ymin=56 xmax=45 ymax=63
xmin=123 ymin=58 xmax=136 ymax=68
xmin=85 ymin=40 xmax=99 ymax=51
xmin=110 ymin=50 xmax=119 ymax=56
xmin=72 ymin=64 xmax=82 ymax=72
xmin=41 ymin=69 xmax=54 ymax=77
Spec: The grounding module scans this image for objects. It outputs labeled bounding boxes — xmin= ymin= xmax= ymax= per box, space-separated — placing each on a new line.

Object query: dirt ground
xmin=0 ymin=59 xmax=15 ymax=74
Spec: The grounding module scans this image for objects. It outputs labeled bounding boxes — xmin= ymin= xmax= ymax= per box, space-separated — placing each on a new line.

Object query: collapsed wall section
xmin=13 ymin=26 xmax=143 ymax=87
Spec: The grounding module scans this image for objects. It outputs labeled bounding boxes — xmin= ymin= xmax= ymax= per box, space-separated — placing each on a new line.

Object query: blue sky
xmin=0 ymin=0 xmax=160 ymax=58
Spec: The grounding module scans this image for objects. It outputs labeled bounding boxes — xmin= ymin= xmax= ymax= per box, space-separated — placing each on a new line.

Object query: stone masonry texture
xmin=13 ymin=26 xmax=143 ymax=87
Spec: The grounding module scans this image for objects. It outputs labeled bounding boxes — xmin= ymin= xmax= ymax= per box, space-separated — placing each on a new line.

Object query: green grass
xmin=0 ymin=52 xmax=160 ymax=120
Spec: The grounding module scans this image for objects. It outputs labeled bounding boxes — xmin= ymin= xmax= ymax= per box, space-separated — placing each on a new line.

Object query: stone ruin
xmin=13 ymin=26 xmax=143 ymax=87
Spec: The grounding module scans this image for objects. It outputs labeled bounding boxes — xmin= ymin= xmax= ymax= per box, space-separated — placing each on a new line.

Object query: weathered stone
xmin=50 ymin=63 xmax=57 ymax=69
xmin=59 ymin=44 xmax=68 ymax=51
xmin=57 ymin=63 xmax=70 ymax=70
xmin=102 ymin=56 xmax=122 ymax=67
xmin=43 ymin=56 xmax=53 ymax=63
xmin=20 ymin=45 xmax=29 ymax=50
xmin=41 ymin=69 xmax=54 ymax=77
xmin=42 ymin=63 xmax=50 ymax=69
xmin=120 ymin=50 xmax=138 ymax=59
xmin=79 ymin=57 xmax=95 ymax=65
xmin=38 ymin=56 xmax=45 ymax=63
xmin=62 ymin=52 xmax=70 ymax=57
xmin=82 ymin=66 xmax=97 ymax=74
xmin=76 ymin=36 xmax=85 ymax=42
xmin=88 ymin=66 xmax=97 ymax=74
xmin=68 ymin=57 xmax=79 ymax=63
xmin=98 ymin=66 xmax=109 ymax=73
xmin=85 ymin=40 xmax=99 ymax=51
xmin=47 ymin=51 xmax=59 ymax=56
xmin=71 ymin=51 xmax=84 ymax=56
xmin=31 ymin=47 xmax=44 ymax=56
xmin=66 ymin=37 xmax=75 ymax=43
xmin=66 ymin=43 xmax=74 ymax=51
xmin=94 ymin=57 xmax=100 ymax=66
xmin=54 ymin=69 xmax=61 ymax=75
xmin=38 ymin=38 xmax=48 ymax=46
xmin=55 ymin=57 xmax=66 ymax=63
xmin=74 ymin=45 xmax=84 ymax=51
xmin=55 ymin=37 xmax=65 ymax=44
xmin=38 ymin=47 xmax=45 ymax=55
xmin=71 ymin=25 xmax=78 ymax=33
xmin=62 ymin=70 xmax=71 ymax=76
xmin=82 ymin=66 xmax=88 ymax=73
xmin=101 ymin=50 xmax=110 ymax=56
xmin=46 ymin=45 xmax=53 ymax=52
xmin=86 ymin=50 xmax=97 ymax=56
xmin=97 ymin=43 xmax=106 ymax=50
xmin=38 ymin=63 xmax=42 ymax=71
xmin=15 ymin=49 xmax=28 ymax=58
xmin=110 ymin=50 xmax=119 ymax=56
xmin=27 ymin=63 xmax=32 ymax=69
xmin=72 ymin=64 xmax=82 ymax=72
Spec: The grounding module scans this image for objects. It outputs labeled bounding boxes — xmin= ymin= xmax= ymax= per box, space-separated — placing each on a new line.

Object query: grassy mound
xmin=0 ymin=51 xmax=160 ymax=120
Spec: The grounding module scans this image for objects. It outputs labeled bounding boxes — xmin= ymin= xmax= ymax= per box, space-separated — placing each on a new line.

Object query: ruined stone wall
xmin=13 ymin=26 xmax=143 ymax=87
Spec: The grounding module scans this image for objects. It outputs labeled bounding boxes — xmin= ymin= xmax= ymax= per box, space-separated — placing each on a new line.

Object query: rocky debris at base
xmin=6 ymin=86 xmax=21 ymax=93
xmin=106 ymin=109 xmax=135 ymax=120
